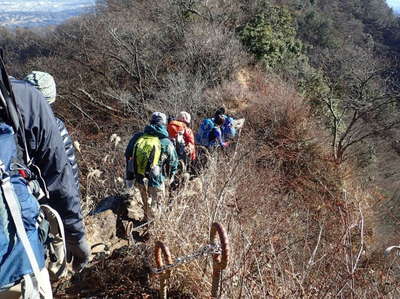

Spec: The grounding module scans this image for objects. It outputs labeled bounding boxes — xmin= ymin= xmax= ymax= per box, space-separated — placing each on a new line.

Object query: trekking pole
xmin=154 ymin=241 xmax=173 ymax=299
xmin=143 ymin=177 xmax=150 ymax=218
xmin=210 ymin=223 xmax=229 ymax=298
xmin=143 ymin=178 xmax=149 ymax=195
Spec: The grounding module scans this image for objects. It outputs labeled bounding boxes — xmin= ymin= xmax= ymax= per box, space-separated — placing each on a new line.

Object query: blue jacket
xmin=125 ymin=124 xmax=178 ymax=188
xmin=222 ymin=115 xmax=236 ymax=140
xmin=11 ymin=79 xmax=84 ymax=242
xmin=208 ymin=126 xmax=225 ymax=147
xmin=209 ymin=115 xmax=236 ymax=147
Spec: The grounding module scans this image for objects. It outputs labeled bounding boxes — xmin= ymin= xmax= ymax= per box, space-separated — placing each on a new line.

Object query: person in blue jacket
xmin=0 ymin=68 xmax=89 ymax=297
xmin=214 ymin=107 xmax=236 ymax=141
xmin=208 ymin=114 xmax=229 ymax=148
xmin=125 ymin=112 xmax=178 ymax=220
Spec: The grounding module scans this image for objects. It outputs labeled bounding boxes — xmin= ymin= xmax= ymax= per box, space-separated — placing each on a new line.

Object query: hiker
xmin=24 ymin=71 xmax=80 ymax=192
xmin=214 ymin=107 xmax=237 ymax=141
xmin=125 ymin=112 xmax=178 ymax=220
xmin=24 ymin=71 xmax=83 ymax=281
xmin=208 ymin=114 xmax=229 ymax=148
xmin=0 ymin=58 xmax=89 ymax=298
xmin=214 ymin=107 xmax=225 ymax=119
xmin=192 ymin=113 xmax=228 ymax=175
xmin=196 ymin=113 xmax=229 ymax=149
xmin=167 ymin=111 xmax=196 ymax=162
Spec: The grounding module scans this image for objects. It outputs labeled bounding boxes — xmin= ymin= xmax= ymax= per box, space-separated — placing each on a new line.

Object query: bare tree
xmin=319 ymin=47 xmax=400 ymax=162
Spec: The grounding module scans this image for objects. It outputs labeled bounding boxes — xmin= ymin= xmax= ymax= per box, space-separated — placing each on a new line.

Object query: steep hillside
xmin=2 ymin=0 xmax=400 ymax=297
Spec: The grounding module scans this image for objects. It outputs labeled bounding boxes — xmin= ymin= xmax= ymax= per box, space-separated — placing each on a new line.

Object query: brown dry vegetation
xmin=52 ymin=71 xmax=400 ymax=298
xmin=2 ymin=0 xmax=400 ymax=297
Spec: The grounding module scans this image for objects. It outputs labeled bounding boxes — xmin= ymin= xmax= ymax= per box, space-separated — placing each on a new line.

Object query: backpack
xmin=167 ymin=121 xmax=187 ymax=159
xmin=222 ymin=116 xmax=236 ymax=140
xmin=195 ymin=118 xmax=215 ymax=146
xmin=173 ymin=131 xmax=187 ymax=159
xmin=133 ymin=134 xmax=162 ymax=177
xmin=0 ymin=123 xmax=46 ymax=288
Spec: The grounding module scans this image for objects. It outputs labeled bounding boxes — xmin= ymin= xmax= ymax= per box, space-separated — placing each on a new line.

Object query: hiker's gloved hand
xmin=67 ymin=236 xmax=91 ymax=273
xmin=125 ymin=179 xmax=134 ymax=188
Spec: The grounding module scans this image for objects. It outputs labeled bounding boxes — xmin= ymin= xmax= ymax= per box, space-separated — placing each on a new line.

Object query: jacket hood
xmin=144 ymin=124 xmax=169 ymax=139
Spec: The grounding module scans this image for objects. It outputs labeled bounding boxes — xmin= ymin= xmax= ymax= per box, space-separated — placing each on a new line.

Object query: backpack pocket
xmin=12 ymin=176 xmax=40 ymax=232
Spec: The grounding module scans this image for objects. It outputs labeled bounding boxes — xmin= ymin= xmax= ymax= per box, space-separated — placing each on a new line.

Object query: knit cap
xmin=150 ymin=112 xmax=167 ymax=126
xmin=177 ymin=111 xmax=191 ymax=124
xmin=25 ymin=71 xmax=56 ymax=104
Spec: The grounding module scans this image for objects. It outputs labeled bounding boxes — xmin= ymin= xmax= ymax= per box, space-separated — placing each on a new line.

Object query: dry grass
xmin=144 ymin=74 xmax=400 ymax=298
xmin=55 ymin=72 xmax=400 ymax=298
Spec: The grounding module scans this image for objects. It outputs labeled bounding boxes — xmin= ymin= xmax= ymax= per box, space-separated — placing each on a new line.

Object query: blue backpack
xmin=195 ymin=118 xmax=215 ymax=146
xmin=0 ymin=54 xmax=45 ymax=289
xmin=222 ymin=116 xmax=236 ymax=140
xmin=0 ymin=123 xmax=45 ymax=288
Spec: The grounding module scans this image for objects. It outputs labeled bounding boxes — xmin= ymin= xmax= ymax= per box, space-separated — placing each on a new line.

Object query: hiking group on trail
xmin=0 ymin=55 xmax=241 ymax=297
xmin=124 ymin=108 xmax=239 ymax=222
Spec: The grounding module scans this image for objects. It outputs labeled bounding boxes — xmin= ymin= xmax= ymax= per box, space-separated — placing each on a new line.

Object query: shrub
xmin=238 ymin=6 xmax=304 ymax=69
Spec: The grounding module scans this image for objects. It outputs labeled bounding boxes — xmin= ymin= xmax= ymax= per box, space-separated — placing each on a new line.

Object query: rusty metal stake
xmin=154 ymin=241 xmax=173 ymax=299
xmin=210 ymin=223 xmax=229 ymax=298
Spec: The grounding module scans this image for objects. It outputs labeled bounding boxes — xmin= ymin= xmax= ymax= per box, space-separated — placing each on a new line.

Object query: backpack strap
xmin=0 ymin=53 xmax=49 ymax=198
xmin=0 ymin=53 xmax=31 ymax=165
xmin=41 ymin=204 xmax=67 ymax=280
xmin=132 ymin=138 xmax=139 ymax=176
xmin=0 ymin=161 xmax=42 ymax=287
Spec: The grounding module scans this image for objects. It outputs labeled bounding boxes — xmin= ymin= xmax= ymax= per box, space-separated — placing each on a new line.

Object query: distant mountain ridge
xmin=0 ymin=0 xmax=95 ymax=28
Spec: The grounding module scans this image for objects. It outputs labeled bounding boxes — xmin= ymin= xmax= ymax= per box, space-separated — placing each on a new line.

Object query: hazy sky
xmin=387 ymin=0 xmax=400 ymax=10
xmin=0 ymin=0 xmax=95 ymax=12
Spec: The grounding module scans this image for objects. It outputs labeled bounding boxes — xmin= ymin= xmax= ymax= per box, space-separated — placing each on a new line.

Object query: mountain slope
xmin=2 ymin=0 xmax=400 ymax=297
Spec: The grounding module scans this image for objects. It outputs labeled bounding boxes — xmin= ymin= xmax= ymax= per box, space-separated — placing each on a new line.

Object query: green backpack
xmin=133 ymin=134 xmax=162 ymax=177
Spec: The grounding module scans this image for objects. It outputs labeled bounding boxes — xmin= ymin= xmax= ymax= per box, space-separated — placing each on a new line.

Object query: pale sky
xmin=387 ymin=0 xmax=400 ymax=10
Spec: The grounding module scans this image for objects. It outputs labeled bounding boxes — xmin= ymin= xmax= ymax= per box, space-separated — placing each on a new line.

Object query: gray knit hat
xmin=24 ymin=71 xmax=57 ymax=104
xmin=150 ymin=112 xmax=167 ymax=126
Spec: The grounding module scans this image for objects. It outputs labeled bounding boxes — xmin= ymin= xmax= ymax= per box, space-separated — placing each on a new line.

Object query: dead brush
xmin=141 ymin=73 xmax=400 ymax=298
xmin=144 ymin=145 xmax=367 ymax=297
xmin=56 ymin=68 xmax=400 ymax=297
xmin=78 ymin=131 xmax=129 ymax=216
xmin=147 ymin=150 xmax=249 ymax=297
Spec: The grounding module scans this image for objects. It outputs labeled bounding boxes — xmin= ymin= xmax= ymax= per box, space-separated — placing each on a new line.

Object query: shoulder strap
xmin=0 ymin=161 xmax=42 ymax=287
xmin=0 ymin=53 xmax=31 ymax=165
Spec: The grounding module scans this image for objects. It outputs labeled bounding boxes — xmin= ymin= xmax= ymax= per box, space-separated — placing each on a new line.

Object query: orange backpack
xmin=167 ymin=120 xmax=186 ymax=138
xmin=167 ymin=120 xmax=187 ymax=159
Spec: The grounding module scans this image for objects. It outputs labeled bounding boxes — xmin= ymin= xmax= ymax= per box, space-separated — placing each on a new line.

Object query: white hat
xmin=177 ymin=111 xmax=191 ymax=124
xmin=24 ymin=71 xmax=57 ymax=104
